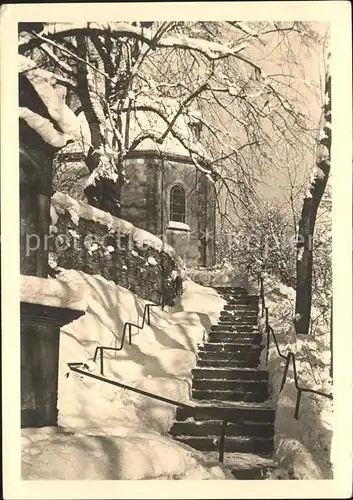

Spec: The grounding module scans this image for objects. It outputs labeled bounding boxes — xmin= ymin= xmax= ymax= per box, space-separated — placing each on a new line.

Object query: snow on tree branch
xmin=19 ymin=22 xmax=251 ymax=63
xmin=19 ymin=55 xmax=82 ymax=146
xmin=19 ymin=107 xmax=76 ymax=148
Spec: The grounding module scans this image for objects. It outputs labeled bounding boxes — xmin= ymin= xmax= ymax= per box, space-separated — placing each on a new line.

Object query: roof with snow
xmin=59 ymin=96 xmax=210 ymax=162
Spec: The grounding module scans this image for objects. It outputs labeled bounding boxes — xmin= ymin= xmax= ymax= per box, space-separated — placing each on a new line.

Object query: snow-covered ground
xmin=21 ymin=270 xmax=235 ymax=480
xmin=185 ymin=264 xmax=334 ymax=479
xmin=21 ymin=265 xmax=334 ymax=480
xmin=185 ymin=262 xmax=250 ymax=289
xmin=256 ymin=273 xmax=333 ymax=479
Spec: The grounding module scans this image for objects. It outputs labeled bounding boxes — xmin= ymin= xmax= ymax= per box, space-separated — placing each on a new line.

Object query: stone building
xmin=56 ymin=109 xmax=217 ymax=267
xmin=52 ymin=35 xmax=217 ymax=267
xmin=119 ymin=148 xmax=216 ymax=267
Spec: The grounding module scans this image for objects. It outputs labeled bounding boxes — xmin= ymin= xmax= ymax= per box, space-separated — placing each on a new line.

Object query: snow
xmin=22 ymin=270 xmax=231 ymax=480
xmin=19 ymin=55 xmax=82 ymax=146
xmin=38 ymin=22 xmax=246 ymax=61
xmin=233 ymin=21 xmax=258 ymax=37
xmin=297 ymin=247 xmax=304 ymax=261
xmin=186 ymin=261 xmax=254 ymax=291
xmin=19 ymin=107 xmax=76 ymax=149
xmin=51 ymin=191 xmax=177 ymax=259
xmin=85 ymin=157 xmax=120 ymax=188
xmin=125 ymin=107 xmax=211 ymax=160
xmin=20 ymin=275 xmax=87 ymax=312
xmin=254 ymin=273 xmax=333 ymax=479
xmin=319 ymin=128 xmax=329 ymax=141
xmin=167 ymin=221 xmax=191 ymax=232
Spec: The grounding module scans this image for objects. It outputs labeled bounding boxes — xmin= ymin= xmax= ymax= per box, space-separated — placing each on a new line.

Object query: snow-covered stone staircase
xmin=169 ymin=286 xmax=277 ymax=479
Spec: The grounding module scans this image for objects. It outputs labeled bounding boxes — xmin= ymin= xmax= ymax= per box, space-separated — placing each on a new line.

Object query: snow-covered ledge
xmin=21 ymin=275 xmax=86 ymax=428
xmin=21 ymin=275 xmax=87 ymax=312
xmin=166 ymin=221 xmax=191 ymax=232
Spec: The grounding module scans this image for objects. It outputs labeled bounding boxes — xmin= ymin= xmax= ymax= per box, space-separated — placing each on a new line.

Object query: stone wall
xmin=49 ymin=192 xmax=182 ymax=305
xmin=53 ymin=151 xmax=217 ymax=267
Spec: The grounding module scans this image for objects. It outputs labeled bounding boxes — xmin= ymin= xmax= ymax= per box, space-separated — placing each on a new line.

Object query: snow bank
xmin=22 ymin=270 xmax=230 ymax=480
xmin=256 ymin=273 xmax=333 ymax=479
xmin=22 ymin=426 xmax=233 ymax=480
xmin=186 ymin=262 xmax=254 ymax=291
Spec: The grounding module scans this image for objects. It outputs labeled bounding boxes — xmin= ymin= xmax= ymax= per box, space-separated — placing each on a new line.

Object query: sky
xmin=254 ymin=22 xmax=329 ymax=207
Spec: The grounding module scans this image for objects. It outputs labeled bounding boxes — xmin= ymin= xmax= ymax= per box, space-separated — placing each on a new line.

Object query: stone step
xmin=215 ymin=286 xmax=247 ymax=292
xmin=212 ymin=327 xmax=259 ymax=339
xmin=226 ymin=297 xmax=259 ymax=307
xmin=207 ymin=336 xmax=261 ymax=344
xmin=226 ymin=302 xmax=259 ymax=307
xmin=197 ymin=358 xmax=259 ymax=368
xmin=218 ymin=317 xmax=258 ymax=322
xmin=211 ymin=324 xmax=258 ymax=332
xmin=224 ymin=304 xmax=258 ymax=311
xmin=176 ymin=403 xmax=274 ymax=421
xmin=200 ymin=342 xmax=262 ymax=353
xmin=226 ymin=295 xmax=259 ymax=303
xmin=220 ymin=312 xmax=258 ymax=320
xmin=219 ymin=312 xmax=258 ymax=318
xmin=176 ymin=403 xmax=275 ymax=423
xmin=231 ymin=467 xmax=274 ymax=479
xmin=202 ymin=452 xmax=277 ymax=479
xmin=218 ymin=322 xmax=258 ymax=328
xmin=216 ymin=326 xmax=258 ymax=332
xmin=170 ymin=420 xmax=274 ymax=438
xmin=172 ymin=435 xmax=273 ymax=455
xmin=212 ymin=331 xmax=259 ymax=337
xmin=192 ymin=389 xmax=269 ymax=402
xmin=192 ymin=367 xmax=268 ymax=381
xmin=198 ymin=349 xmax=261 ymax=361
xmin=217 ymin=323 xmax=258 ymax=330
xmin=192 ymin=378 xmax=268 ymax=393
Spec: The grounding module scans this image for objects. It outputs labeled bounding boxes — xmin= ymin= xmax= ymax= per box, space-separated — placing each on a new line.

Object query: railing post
xmin=219 ymin=420 xmax=227 ymax=463
xmin=280 ymin=354 xmax=291 ymax=392
xmin=260 ymin=276 xmax=265 ymax=317
xmin=100 ymin=347 xmax=104 ymax=376
xmin=330 ymin=296 xmax=333 ymax=379
xmin=265 ymin=308 xmax=270 ymax=365
xmin=147 ymin=305 xmax=151 ymax=325
xmin=294 ymin=388 xmax=302 ymax=419
xmin=128 ymin=324 xmax=132 ymax=345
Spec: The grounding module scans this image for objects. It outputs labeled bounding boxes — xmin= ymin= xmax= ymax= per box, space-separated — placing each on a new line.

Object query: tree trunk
xmin=294 ymin=54 xmax=331 ymax=335
xmin=75 ymin=36 xmax=124 ymax=216
xmin=85 ymin=177 xmax=122 ymax=217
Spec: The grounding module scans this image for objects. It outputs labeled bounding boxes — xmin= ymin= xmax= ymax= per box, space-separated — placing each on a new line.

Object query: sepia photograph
xmin=1 ymin=2 xmax=352 ymax=499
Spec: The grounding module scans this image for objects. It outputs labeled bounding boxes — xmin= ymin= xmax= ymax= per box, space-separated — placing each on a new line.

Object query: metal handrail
xmin=68 ymin=362 xmax=230 ymax=463
xmin=260 ymin=275 xmax=333 ymax=419
xmin=93 ymin=301 xmax=161 ymax=376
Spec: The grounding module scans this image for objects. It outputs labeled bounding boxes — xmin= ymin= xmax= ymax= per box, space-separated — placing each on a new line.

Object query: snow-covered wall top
xmin=51 ymin=192 xmax=177 ymax=258
xmin=21 ymin=274 xmax=87 ymax=312
xmin=49 ymin=192 xmax=183 ymax=305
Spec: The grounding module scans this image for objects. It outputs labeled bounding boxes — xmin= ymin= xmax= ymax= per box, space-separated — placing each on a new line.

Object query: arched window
xmin=169 ymin=185 xmax=186 ymax=223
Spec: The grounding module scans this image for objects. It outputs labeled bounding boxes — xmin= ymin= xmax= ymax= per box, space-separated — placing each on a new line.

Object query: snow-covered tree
xmin=19 ymin=21 xmax=324 ymax=217
xmin=216 ymin=199 xmax=296 ymax=286
xmin=294 ymin=52 xmax=331 ymax=335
